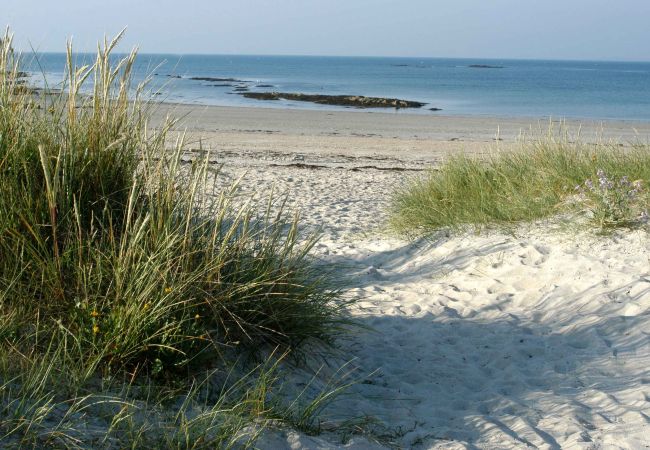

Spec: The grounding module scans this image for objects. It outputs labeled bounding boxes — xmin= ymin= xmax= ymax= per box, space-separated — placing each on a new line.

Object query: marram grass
xmin=390 ymin=131 xmax=650 ymax=234
xmin=0 ymin=30 xmax=354 ymax=448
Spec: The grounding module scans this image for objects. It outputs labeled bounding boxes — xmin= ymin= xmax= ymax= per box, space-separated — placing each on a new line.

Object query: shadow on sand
xmin=307 ymin=236 xmax=650 ymax=448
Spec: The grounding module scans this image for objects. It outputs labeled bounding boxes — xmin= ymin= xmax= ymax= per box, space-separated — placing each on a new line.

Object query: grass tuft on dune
xmin=390 ymin=131 xmax=650 ymax=234
xmin=0 ymin=30 xmax=350 ymax=447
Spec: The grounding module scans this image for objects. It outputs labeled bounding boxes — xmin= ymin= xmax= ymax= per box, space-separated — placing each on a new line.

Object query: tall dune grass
xmin=390 ymin=131 xmax=650 ymax=234
xmin=0 ymin=30 xmax=351 ymax=447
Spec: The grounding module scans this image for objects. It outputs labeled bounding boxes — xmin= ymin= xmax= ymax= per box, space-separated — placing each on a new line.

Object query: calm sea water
xmin=24 ymin=53 xmax=650 ymax=121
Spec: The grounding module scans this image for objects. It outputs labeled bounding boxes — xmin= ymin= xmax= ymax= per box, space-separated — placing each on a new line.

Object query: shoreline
xmin=157 ymin=102 xmax=650 ymax=138
xmin=153 ymin=103 xmax=650 ymax=169
xmin=157 ymin=99 xmax=650 ymax=126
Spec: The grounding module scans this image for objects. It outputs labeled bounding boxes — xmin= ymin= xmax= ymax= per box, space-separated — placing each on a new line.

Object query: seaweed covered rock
xmin=241 ymin=91 xmax=427 ymax=109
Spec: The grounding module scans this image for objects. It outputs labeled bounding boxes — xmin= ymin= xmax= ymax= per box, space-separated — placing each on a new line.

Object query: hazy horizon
xmin=5 ymin=0 xmax=650 ymax=62
xmin=23 ymin=50 xmax=650 ymax=64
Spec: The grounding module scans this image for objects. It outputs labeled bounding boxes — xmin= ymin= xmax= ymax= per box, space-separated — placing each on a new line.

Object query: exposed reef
xmin=390 ymin=64 xmax=430 ymax=69
xmin=189 ymin=76 xmax=248 ymax=82
xmin=240 ymin=92 xmax=427 ymax=109
xmin=468 ymin=64 xmax=504 ymax=69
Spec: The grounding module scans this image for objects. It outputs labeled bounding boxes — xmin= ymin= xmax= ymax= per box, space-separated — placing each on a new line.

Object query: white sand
xmin=169 ymin=106 xmax=650 ymax=449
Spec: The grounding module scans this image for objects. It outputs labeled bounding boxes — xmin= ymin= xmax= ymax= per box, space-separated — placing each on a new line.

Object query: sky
xmin=4 ymin=0 xmax=650 ymax=61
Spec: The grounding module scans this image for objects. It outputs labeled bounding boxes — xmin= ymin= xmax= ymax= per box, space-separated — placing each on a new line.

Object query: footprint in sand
xmin=403 ymin=304 xmax=422 ymax=315
xmin=518 ymin=242 xmax=550 ymax=267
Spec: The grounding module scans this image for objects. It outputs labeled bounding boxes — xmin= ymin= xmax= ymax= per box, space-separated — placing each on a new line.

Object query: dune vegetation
xmin=0 ymin=30 xmax=351 ymax=448
xmin=390 ymin=132 xmax=650 ymax=234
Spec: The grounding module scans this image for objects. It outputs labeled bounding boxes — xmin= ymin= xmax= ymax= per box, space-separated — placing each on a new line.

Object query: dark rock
xmin=242 ymin=92 xmax=280 ymax=101
xmin=468 ymin=64 xmax=504 ymax=69
xmin=233 ymin=87 xmax=249 ymax=92
xmin=429 ymin=107 xmax=442 ymax=111
xmin=210 ymin=84 xmax=233 ymax=87
xmin=166 ymin=74 xmax=182 ymax=79
xmin=189 ymin=76 xmax=247 ymax=82
xmin=3 ymin=71 xmax=28 ymax=78
xmin=390 ymin=64 xmax=429 ymax=69
xmin=11 ymin=85 xmax=37 ymax=95
xmin=256 ymin=84 xmax=275 ymax=88
xmin=241 ymin=92 xmax=426 ymax=109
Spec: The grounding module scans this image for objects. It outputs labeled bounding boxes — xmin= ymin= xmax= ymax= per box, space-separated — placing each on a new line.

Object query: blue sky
xmin=4 ymin=0 xmax=650 ymax=61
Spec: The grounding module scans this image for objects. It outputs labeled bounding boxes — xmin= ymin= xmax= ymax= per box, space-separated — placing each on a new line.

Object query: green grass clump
xmin=390 ymin=132 xmax=650 ymax=234
xmin=0 ymin=30 xmax=351 ymax=447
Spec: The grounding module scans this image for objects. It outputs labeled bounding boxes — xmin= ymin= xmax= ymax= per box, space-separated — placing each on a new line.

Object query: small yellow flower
xmin=164 ymin=287 xmax=172 ymax=294
xmin=143 ymin=302 xmax=151 ymax=310
xmin=92 ymin=325 xmax=100 ymax=334
xmin=90 ymin=310 xmax=99 ymax=317
xmin=194 ymin=314 xmax=200 ymax=320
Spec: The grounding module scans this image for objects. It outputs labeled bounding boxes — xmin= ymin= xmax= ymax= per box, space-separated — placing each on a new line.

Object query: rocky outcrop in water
xmin=390 ymin=64 xmax=430 ymax=69
xmin=468 ymin=64 xmax=504 ymax=69
xmin=241 ymin=92 xmax=427 ymax=109
xmin=3 ymin=71 xmax=28 ymax=79
xmin=190 ymin=76 xmax=248 ymax=82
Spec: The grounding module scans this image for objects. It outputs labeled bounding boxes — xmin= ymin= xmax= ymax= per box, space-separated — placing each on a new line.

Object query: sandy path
xmin=171 ymin=106 xmax=650 ymax=449
xmin=314 ymin=230 xmax=650 ymax=449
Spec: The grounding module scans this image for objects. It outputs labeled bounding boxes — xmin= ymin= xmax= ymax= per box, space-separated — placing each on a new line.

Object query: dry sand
xmin=155 ymin=104 xmax=650 ymax=167
xmin=162 ymin=105 xmax=650 ymax=449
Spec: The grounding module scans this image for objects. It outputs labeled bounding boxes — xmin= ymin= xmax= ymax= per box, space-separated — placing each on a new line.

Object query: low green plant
xmin=0 ymin=338 xmax=342 ymax=449
xmin=390 ymin=130 xmax=650 ymax=234
xmin=575 ymin=169 xmax=648 ymax=230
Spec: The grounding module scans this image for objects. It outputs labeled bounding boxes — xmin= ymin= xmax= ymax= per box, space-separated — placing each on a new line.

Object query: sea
xmin=23 ymin=53 xmax=650 ymax=121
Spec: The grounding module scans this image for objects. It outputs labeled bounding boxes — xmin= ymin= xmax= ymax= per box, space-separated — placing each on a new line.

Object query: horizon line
xmin=16 ymin=48 xmax=650 ymax=64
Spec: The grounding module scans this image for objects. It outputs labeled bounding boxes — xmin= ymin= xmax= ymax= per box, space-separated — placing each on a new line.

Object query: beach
xmin=155 ymin=104 xmax=650 ymax=238
xmin=5 ymin=7 xmax=650 ymax=447
xmin=158 ymin=104 xmax=650 ymax=162
xmin=156 ymin=104 xmax=650 ymax=448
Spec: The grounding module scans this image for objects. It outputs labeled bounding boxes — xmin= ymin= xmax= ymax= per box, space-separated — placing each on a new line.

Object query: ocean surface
xmin=24 ymin=53 xmax=650 ymax=121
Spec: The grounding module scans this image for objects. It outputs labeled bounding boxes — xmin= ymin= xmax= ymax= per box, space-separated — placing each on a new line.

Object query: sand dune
xmin=307 ymin=230 xmax=650 ymax=449
xmin=175 ymin=106 xmax=650 ymax=449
